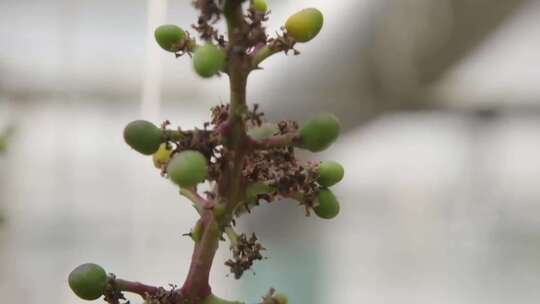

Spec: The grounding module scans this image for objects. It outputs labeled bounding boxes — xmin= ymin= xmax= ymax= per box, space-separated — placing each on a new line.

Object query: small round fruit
xmin=314 ymin=189 xmax=340 ymax=219
xmin=299 ymin=113 xmax=340 ymax=152
xmin=273 ymin=293 xmax=288 ymax=304
xmin=318 ymin=161 xmax=344 ymax=187
xmin=192 ymin=44 xmax=226 ymax=78
xmin=167 ymin=150 xmax=208 ymax=187
xmin=123 ymin=120 xmax=163 ymax=155
xmin=153 ymin=143 xmax=172 ymax=168
xmin=68 ymin=263 xmax=107 ymax=301
xmin=247 ymin=123 xmax=278 ymax=142
xmin=285 ymin=8 xmax=324 ymax=43
xmin=252 ymin=0 xmax=268 ymax=13
xmin=155 ymin=24 xmax=185 ymax=52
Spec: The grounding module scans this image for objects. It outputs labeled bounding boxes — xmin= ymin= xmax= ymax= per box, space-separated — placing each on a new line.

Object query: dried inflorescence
xmin=225 ymin=233 xmax=265 ymax=279
xmin=162 ymin=104 xmax=322 ymax=214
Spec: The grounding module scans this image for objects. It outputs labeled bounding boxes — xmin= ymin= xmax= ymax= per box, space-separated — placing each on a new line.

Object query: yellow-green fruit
xmin=167 ymin=150 xmax=208 ymax=187
xmin=252 ymin=0 xmax=268 ymax=13
xmin=273 ymin=293 xmax=288 ymax=304
xmin=285 ymin=8 xmax=324 ymax=43
xmin=68 ymin=263 xmax=107 ymax=301
xmin=299 ymin=113 xmax=340 ymax=152
xmin=247 ymin=123 xmax=278 ymax=142
xmin=155 ymin=24 xmax=185 ymax=52
xmin=123 ymin=120 xmax=163 ymax=155
xmin=153 ymin=143 xmax=172 ymax=168
xmin=318 ymin=161 xmax=344 ymax=187
xmin=314 ymin=189 xmax=340 ymax=219
xmin=192 ymin=44 xmax=226 ymax=78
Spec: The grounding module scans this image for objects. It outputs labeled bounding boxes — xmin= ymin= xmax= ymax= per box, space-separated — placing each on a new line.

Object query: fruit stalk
xmin=180 ymin=1 xmax=250 ymax=301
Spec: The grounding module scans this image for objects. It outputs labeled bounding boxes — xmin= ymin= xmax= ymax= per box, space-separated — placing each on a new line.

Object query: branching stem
xmin=113 ymin=278 xmax=161 ymax=299
xmin=251 ymin=45 xmax=281 ymax=68
xmin=179 ymin=1 xmax=252 ymax=303
xmin=180 ymin=187 xmax=213 ymax=214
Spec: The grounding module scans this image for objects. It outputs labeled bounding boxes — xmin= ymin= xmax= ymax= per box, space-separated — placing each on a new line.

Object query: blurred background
xmin=1 ymin=0 xmax=540 ymax=303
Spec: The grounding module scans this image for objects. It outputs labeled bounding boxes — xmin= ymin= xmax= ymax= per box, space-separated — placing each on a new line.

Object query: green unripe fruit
xmin=299 ymin=113 xmax=340 ymax=152
xmin=167 ymin=150 xmax=208 ymax=187
xmin=123 ymin=120 xmax=163 ymax=155
xmin=155 ymin=24 xmax=186 ymax=52
xmin=285 ymin=8 xmax=324 ymax=43
xmin=192 ymin=44 xmax=226 ymax=78
xmin=318 ymin=161 xmax=344 ymax=187
xmin=273 ymin=293 xmax=288 ymax=304
xmin=247 ymin=123 xmax=278 ymax=142
xmin=68 ymin=263 xmax=107 ymax=301
xmin=314 ymin=189 xmax=340 ymax=219
xmin=251 ymin=0 xmax=268 ymax=13
xmin=153 ymin=143 xmax=172 ymax=168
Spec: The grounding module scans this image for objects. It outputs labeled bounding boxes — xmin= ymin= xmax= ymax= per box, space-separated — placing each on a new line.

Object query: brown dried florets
xmin=192 ymin=0 xmax=222 ymax=22
xmin=267 ymin=30 xmax=300 ymax=55
xmin=163 ymin=103 xmax=319 ymax=213
xmin=245 ymin=9 xmax=270 ymax=48
xmin=225 ymin=233 xmax=265 ymax=279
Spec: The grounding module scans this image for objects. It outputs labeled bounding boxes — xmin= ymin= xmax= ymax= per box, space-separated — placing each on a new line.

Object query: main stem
xmin=180 ymin=1 xmax=249 ymax=303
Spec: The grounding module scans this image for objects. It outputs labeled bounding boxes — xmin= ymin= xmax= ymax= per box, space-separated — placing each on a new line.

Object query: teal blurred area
xmin=2 ymin=1 xmax=540 ymax=303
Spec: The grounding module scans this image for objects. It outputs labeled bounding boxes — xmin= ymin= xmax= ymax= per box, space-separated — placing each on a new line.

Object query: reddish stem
xmin=114 ymin=278 xmax=161 ymax=298
xmin=179 ymin=211 xmax=220 ymax=301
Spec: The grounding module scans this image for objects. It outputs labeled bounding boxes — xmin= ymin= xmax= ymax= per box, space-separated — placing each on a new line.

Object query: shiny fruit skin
xmin=252 ymin=0 xmax=268 ymax=13
xmin=153 ymin=143 xmax=172 ymax=168
xmin=314 ymin=189 xmax=340 ymax=219
xmin=123 ymin=120 xmax=163 ymax=155
xmin=285 ymin=8 xmax=324 ymax=43
xmin=192 ymin=44 xmax=226 ymax=78
xmin=155 ymin=24 xmax=185 ymax=52
xmin=68 ymin=263 xmax=107 ymax=301
xmin=299 ymin=113 xmax=340 ymax=152
xmin=167 ymin=150 xmax=208 ymax=187
xmin=318 ymin=161 xmax=344 ymax=187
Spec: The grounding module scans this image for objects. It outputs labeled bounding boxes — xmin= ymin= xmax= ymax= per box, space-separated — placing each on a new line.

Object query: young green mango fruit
xmin=251 ymin=0 xmax=268 ymax=13
xmin=153 ymin=143 xmax=172 ymax=168
xmin=68 ymin=263 xmax=107 ymax=301
xmin=167 ymin=150 xmax=208 ymax=187
xmin=318 ymin=161 xmax=344 ymax=187
xmin=285 ymin=8 xmax=324 ymax=43
xmin=298 ymin=113 xmax=340 ymax=152
xmin=123 ymin=120 xmax=163 ymax=155
xmin=273 ymin=293 xmax=289 ymax=304
xmin=193 ymin=44 xmax=226 ymax=78
xmin=314 ymin=189 xmax=340 ymax=219
xmin=155 ymin=24 xmax=186 ymax=52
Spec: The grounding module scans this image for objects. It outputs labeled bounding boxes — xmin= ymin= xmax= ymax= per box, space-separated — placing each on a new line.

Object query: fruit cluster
xmin=122 ymin=107 xmax=343 ymax=220
xmin=68 ymin=1 xmax=342 ymax=304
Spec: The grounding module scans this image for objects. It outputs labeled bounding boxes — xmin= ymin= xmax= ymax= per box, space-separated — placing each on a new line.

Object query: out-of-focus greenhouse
xmin=1 ymin=0 xmax=540 ymax=303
